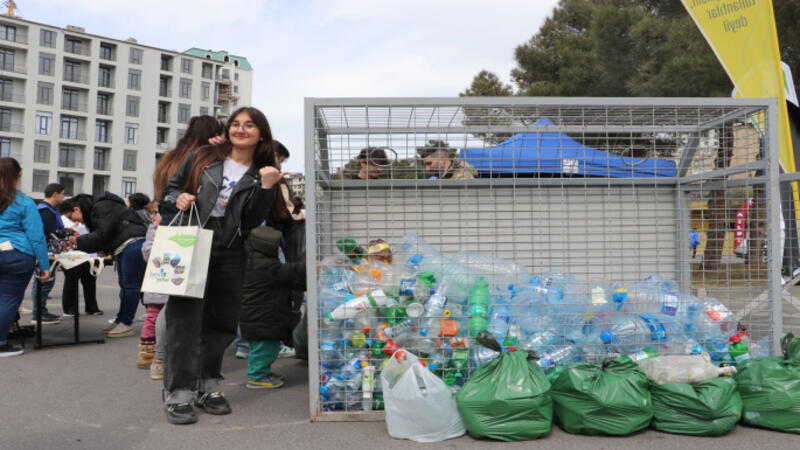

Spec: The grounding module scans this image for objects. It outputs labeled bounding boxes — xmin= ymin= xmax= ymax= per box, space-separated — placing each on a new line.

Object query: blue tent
xmin=460 ymin=118 xmax=677 ymax=178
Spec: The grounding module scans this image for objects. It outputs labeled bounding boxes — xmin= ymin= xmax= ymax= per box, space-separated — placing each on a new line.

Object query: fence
xmin=304 ymin=97 xmax=789 ymax=421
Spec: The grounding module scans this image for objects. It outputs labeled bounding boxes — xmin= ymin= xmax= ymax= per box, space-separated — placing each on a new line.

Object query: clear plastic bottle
xmin=538 ymin=345 xmax=585 ymax=369
xmin=449 ymin=252 xmax=530 ymax=285
xmin=600 ymin=314 xmax=666 ymax=354
xmin=419 ymin=288 xmax=448 ymax=338
xmin=486 ymin=304 xmax=510 ymax=341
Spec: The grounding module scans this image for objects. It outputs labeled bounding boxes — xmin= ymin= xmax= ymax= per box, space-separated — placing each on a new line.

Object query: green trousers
xmin=247 ymin=339 xmax=281 ymax=380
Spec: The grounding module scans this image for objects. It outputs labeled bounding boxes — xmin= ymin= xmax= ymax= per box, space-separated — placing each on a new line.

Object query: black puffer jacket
xmin=75 ymin=192 xmax=147 ymax=254
xmin=240 ymin=227 xmax=306 ymax=342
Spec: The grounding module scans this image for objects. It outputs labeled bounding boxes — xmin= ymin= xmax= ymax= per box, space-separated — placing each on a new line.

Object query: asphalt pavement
xmin=2 ymin=270 xmax=799 ymax=450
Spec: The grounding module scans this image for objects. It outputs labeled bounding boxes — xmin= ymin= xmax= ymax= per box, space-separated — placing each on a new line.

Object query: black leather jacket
xmin=163 ymin=153 xmax=276 ymax=248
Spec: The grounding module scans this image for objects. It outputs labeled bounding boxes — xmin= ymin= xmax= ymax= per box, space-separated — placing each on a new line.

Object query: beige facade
xmin=0 ymin=15 xmax=253 ymax=199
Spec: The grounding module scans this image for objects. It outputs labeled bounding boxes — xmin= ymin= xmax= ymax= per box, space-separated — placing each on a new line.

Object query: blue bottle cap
xmin=320 ymin=386 xmax=329 ymax=394
xmin=685 ymin=323 xmax=696 ymax=332
xmin=601 ymin=330 xmax=614 ymax=344
xmin=428 ymin=363 xmax=437 ymax=370
xmin=409 ymin=254 xmax=422 ymax=265
xmin=419 ymin=329 xmax=428 ymax=337
xmin=337 ymin=373 xmax=345 ymax=380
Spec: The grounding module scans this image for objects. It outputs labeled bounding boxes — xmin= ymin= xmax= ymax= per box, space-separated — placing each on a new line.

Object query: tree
xmin=459 ymin=71 xmax=516 ymax=144
xmin=460 ymin=70 xmax=513 ymax=97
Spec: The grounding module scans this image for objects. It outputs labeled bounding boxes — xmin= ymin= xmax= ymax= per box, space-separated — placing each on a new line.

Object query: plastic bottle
xmin=468 ymin=278 xmax=490 ymax=336
xmin=339 ymin=357 xmax=364 ymax=380
xmin=449 ymin=252 xmax=530 ymax=285
xmin=470 ymin=345 xmax=500 ymax=369
xmin=538 ymin=345 xmax=585 ymax=369
xmin=336 ymin=236 xmax=365 ymax=262
xmin=697 ymin=299 xmax=738 ymax=337
xmin=320 ymin=330 xmax=344 ymax=370
xmin=361 ymin=366 xmax=375 ymax=411
xmin=419 ymin=289 xmax=447 ymax=337
xmin=729 ymin=332 xmax=751 ymax=363
xmin=600 ymin=314 xmax=666 ymax=354
xmin=327 ymin=289 xmax=390 ymax=321
xmin=628 ymin=347 xmax=658 ymax=362
xmin=319 ymin=288 xmax=352 ymax=315
xmin=486 ymin=304 xmax=510 ymax=341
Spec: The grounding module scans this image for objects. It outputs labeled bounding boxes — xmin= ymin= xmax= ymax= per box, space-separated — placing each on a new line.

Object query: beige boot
xmin=150 ymin=359 xmax=164 ymax=380
xmin=137 ymin=342 xmax=155 ymax=369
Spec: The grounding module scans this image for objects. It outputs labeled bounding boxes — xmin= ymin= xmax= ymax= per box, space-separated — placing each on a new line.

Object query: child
xmin=240 ymin=226 xmax=305 ymax=388
xmin=138 ymin=210 xmax=168 ymax=375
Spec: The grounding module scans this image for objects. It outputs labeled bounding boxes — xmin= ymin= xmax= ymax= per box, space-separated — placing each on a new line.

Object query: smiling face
xmin=228 ymin=111 xmax=262 ymax=150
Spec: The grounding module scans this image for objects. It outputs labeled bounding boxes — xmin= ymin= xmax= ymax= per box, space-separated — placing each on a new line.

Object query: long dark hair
xmin=153 ymin=115 xmax=224 ymax=201
xmin=184 ymin=107 xmax=275 ymax=195
xmin=0 ymin=157 xmax=22 ymax=213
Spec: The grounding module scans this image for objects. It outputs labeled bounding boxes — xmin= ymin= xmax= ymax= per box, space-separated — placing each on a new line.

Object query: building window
xmin=235 ymin=73 xmax=239 ymax=81
xmin=129 ymin=47 xmax=143 ymax=64
xmin=199 ymin=106 xmax=209 ymax=116
xmin=65 ymin=38 xmax=82 ymax=55
xmin=0 ymin=48 xmax=14 ymax=72
xmin=202 ymin=63 xmax=212 ymax=79
xmin=0 ymin=77 xmax=11 ymax=101
xmin=181 ymin=58 xmax=192 ymax=74
xmin=63 ymin=61 xmax=83 ymax=83
xmin=156 ymin=127 xmax=168 ymax=145
xmin=128 ymin=69 xmax=141 ymax=90
xmin=96 ymin=93 xmax=110 ymax=115
xmin=122 ymin=178 xmax=136 ymax=196
xmin=58 ymin=173 xmax=76 ymax=196
xmin=98 ymin=66 xmax=112 ymax=88
xmin=40 ymin=29 xmax=55 ymax=48
xmin=0 ymin=137 xmax=9 ymax=157
xmin=157 ymin=102 xmax=169 ymax=123
xmin=159 ymin=76 xmax=170 ymax=97
xmin=160 ymin=55 xmax=172 ymax=71
xmin=95 ymin=120 xmax=109 ymax=143
xmin=94 ymin=148 xmax=109 ymax=171
xmin=32 ymin=170 xmax=49 ymax=192
xmin=37 ymin=82 xmax=53 ymax=105
xmin=62 ymin=88 xmax=80 ymax=111
xmin=0 ymin=108 xmax=11 ymax=131
xmin=123 ymin=149 xmax=137 ymax=171
xmin=234 ymin=85 xmax=238 ymax=94
xmin=100 ymin=44 xmax=113 ymax=61
xmin=34 ymin=141 xmax=51 ymax=163
xmin=125 ymin=123 xmax=138 ymax=145
xmin=0 ymin=25 xmax=15 ymax=42
xmin=38 ymin=53 xmax=54 ymax=76
xmin=126 ymin=95 xmax=140 ymax=117
xmin=58 ymin=145 xmax=79 ymax=168
xmin=179 ymin=78 xmax=192 ymax=99
xmin=201 ymin=82 xmax=210 ymax=101
xmin=35 ymin=111 xmax=52 ymax=135
xmin=60 ymin=116 xmax=79 ymax=139
xmin=178 ymin=104 xmax=190 ymax=124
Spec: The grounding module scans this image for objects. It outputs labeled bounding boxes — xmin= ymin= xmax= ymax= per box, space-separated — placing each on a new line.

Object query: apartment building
xmin=0 ymin=15 xmax=253 ymax=198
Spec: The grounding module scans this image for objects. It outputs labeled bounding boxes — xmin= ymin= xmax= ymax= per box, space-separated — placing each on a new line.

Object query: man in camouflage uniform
xmin=422 ymin=147 xmax=477 ymax=179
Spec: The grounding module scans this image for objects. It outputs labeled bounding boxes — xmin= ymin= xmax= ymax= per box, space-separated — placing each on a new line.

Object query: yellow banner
xmin=681 ymin=0 xmax=794 ymax=172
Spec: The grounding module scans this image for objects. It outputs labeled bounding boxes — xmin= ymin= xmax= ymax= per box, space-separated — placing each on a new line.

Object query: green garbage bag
xmin=456 ymin=332 xmax=553 ymax=441
xmin=649 ymin=377 xmax=742 ymax=435
xmin=736 ymin=333 xmax=800 ymax=433
xmin=550 ymin=357 xmax=652 ymax=436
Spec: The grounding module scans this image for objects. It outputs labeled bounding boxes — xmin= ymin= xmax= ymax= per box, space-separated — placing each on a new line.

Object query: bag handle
xmin=168 ymin=202 xmax=202 ymax=227
xmin=476 ymin=330 xmax=539 ymax=361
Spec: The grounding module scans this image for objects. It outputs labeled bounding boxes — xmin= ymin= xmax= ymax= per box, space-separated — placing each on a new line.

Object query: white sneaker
xmin=106 ymin=322 xmax=135 ymax=338
xmin=278 ymin=345 xmax=295 ymax=358
xmin=235 ymin=348 xmax=248 ymax=359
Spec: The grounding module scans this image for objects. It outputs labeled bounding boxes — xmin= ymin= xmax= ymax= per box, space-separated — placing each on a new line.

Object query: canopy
xmin=460 ymin=118 xmax=677 ymax=178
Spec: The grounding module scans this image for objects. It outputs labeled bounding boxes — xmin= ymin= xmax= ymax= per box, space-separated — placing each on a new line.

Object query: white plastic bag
xmin=382 ymin=350 xmax=466 ymax=443
xmin=638 ymin=353 xmax=736 ymax=384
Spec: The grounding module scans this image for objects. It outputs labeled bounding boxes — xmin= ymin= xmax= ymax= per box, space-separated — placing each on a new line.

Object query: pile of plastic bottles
xmin=317 ymin=234 xmax=769 ymax=412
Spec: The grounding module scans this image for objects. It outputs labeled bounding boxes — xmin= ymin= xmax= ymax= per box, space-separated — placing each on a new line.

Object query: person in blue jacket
xmin=0 ymin=158 xmax=51 ymax=357
xmin=690 ymin=229 xmax=700 ymax=259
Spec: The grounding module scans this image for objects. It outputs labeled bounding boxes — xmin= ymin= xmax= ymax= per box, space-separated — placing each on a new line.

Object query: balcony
xmin=157 ymin=112 xmax=170 ymax=123
xmin=62 ymin=100 xmax=88 ymax=113
xmin=98 ymin=78 xmax=114 ymax=89
xmin=0 ymin=122 xmax=23 ymax=133
xmin=64 ymin=41 xmax=90 ymax=58
xmin=96 ymin=105 xmax=112 ymax=116
xmin=0 ymin=62 xmax=26 ymax=75
xmin=63 ymin=71 xmax=89 ymax=85
xmin=59 ymin=131 xmax=87 ymax=141
xmin=0 ymin=92 xmax=24 ymax=103
xmin=95 ymin=135 xmax=112 ymax=144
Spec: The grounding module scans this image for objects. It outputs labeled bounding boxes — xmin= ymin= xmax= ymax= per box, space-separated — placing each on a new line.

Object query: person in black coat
xmin=68 ymin=191 xmax=148 ymax=337
xmin=240 ymin=226 xmax=305 ymax=389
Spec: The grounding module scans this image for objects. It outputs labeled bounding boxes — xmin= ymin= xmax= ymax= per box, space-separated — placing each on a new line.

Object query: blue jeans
xmin=31 ymin=274 xmax=56 ymax=316
xmin=0 ymin=250 xmax=36 ymax=345
xmin=116 ymin=240 xmax=145 ymax=326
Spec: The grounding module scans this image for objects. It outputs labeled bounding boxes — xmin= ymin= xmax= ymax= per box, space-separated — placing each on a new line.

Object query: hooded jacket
xmin=240 ymin=226 xmax=306 ymax=342
xmin=75 ymin=192 xmax=147 ymax=254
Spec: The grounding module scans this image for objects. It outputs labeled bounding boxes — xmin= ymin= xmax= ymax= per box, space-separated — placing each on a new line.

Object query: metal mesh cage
xmin=304 ymin=97 xmax=787 ymax=421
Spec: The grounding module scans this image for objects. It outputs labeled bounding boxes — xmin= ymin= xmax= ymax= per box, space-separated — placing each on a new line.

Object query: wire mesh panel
xmin=304 ymin=97 xmax=782 ymax=421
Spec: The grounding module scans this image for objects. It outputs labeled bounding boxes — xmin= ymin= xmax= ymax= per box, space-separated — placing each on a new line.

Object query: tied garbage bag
xmin=456 ymin=332 xmax=553 ymax=441
xmin=736 ymin=333 xmax=800 ymax=433
xmin=638 ymin=353 xmax=736 ymax=385
xmin=649 ymin=377 xmax=742 ymax=436
xmin=550 ymin=357 xmax=653 ymax=436
xmin=382 ymin=350 xmax=466 ymax=443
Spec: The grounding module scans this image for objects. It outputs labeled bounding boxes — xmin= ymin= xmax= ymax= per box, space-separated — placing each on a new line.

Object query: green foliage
xmin=460 ymin=70 xmax=513 ymax=97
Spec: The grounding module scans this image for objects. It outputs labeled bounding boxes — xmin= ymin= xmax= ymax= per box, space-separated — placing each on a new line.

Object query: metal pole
xmin=305 ymin=98 xmax=321 ymax=419
xmin=766 ymin=98 xmax=784 ymax=355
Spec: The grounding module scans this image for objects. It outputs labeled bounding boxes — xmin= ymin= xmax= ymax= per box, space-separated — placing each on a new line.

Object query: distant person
xmin=59 ymin=197 xmax=102 ymax=316
xmin=31 ymin=183 xmax=65 ymax=324
xmin=0 ymin=158 xmax=51 ymax=357
xmin=138 ymin=210 xmax=165 ymax=372
xmin=67 ymin=192 xmax=148 ymax=338
xmin=690 ymin=228 xmax=700 ymax=259
xmin=352 ymin=147 xmax=389 ymax=180
xmin=422 ymin=146 xmax=476 ymax=180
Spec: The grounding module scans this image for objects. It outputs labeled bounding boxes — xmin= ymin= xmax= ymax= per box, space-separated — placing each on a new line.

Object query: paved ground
xmin=2 ymin=270 xmax=800 ymax=449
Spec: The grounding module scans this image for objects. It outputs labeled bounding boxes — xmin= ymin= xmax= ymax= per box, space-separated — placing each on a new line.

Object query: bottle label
xmin=706 ymin=308 xmax=722 ymax=322
xmin=591 ymin=287 xmax=608 ymax=305
xmin=661 ymin=293 xmax=679 ymax=316
xmin=639 ymin=315 xmax=666 ymax=341
xmin=399 ymin=278 xmax=416 ymax=297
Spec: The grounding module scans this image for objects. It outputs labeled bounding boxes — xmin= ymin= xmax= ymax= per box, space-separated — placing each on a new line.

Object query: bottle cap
xmin=320 ymin=386 xmax=329 ymax=394
xmin=419 ymin=329 xmax=428 ymax=337
xmin=601 ymin=330 xmax=614 ymax=344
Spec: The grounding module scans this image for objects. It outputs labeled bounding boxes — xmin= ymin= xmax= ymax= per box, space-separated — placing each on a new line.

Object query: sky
xmin=22 ymin=0 xmax=560 ymax=173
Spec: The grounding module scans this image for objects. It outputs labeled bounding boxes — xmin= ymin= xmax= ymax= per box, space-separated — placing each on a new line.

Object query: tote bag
xmin=141 ymin=205 xmax=212 ymax=298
